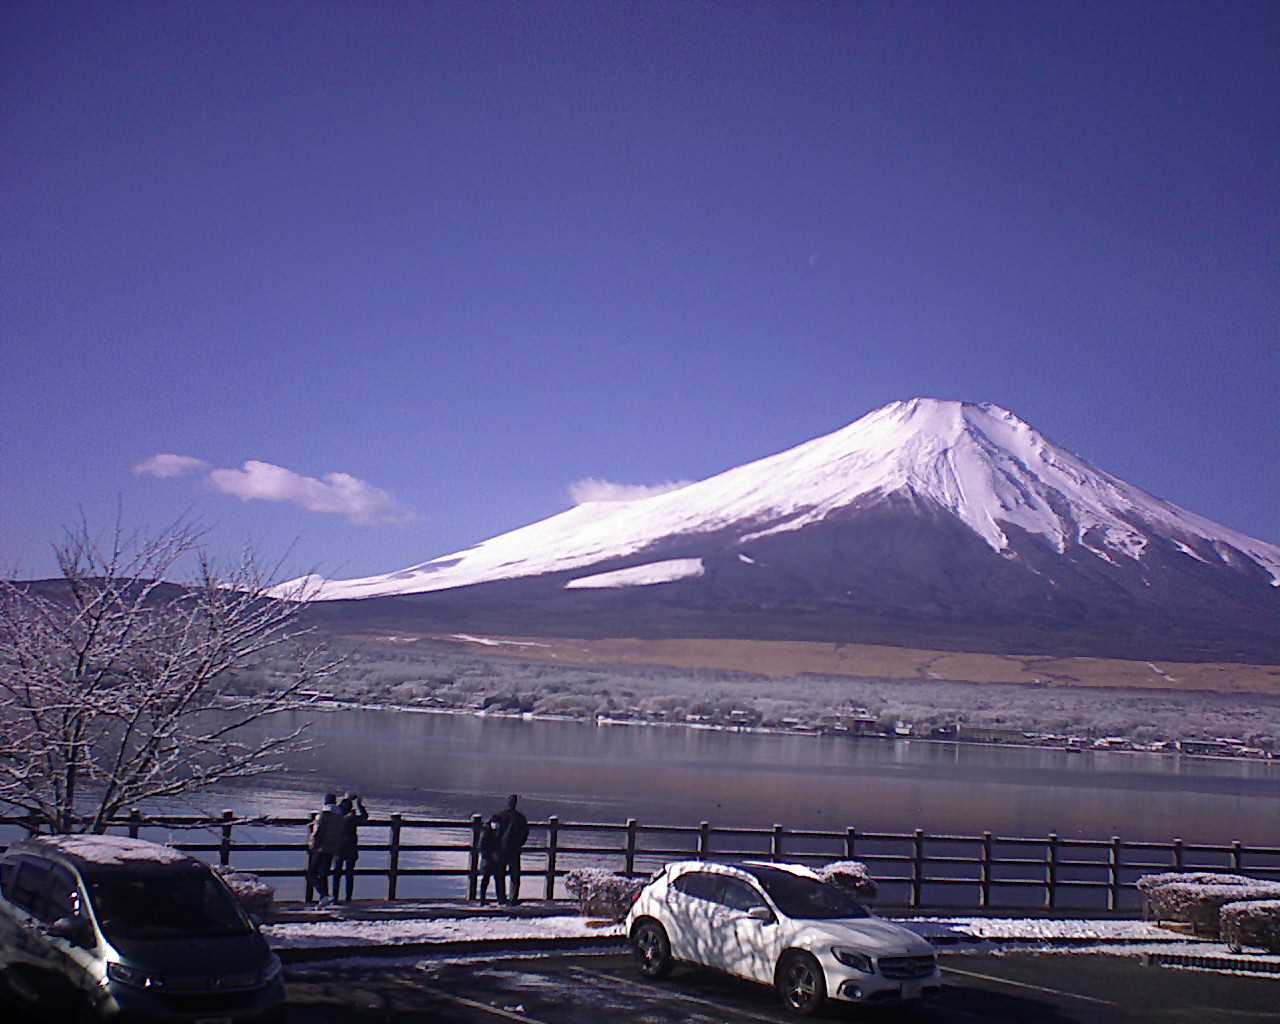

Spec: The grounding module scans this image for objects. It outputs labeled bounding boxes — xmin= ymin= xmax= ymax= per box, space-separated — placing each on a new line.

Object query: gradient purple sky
xmin=4 ymin=1 xmax=1276 ymax=580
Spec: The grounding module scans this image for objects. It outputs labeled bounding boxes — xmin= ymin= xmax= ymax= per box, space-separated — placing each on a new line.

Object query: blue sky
xmin=4 ymin=1 xmax=1276 ymax=581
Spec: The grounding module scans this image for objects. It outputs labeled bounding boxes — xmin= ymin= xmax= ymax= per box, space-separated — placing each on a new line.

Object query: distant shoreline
xmin=234 ymin=695 xmax=1278 ymax=768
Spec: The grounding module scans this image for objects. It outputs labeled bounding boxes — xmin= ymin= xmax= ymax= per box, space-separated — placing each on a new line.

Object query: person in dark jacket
xmin=307 ymin=792 xmax=342 ymax=903
xmin=331 ymin=793 xmax=369 ymax=903
xmin=494 ymin=794 xmax=530 ymax=905
xmin=477 ymin=815 xmax=507 ymax=906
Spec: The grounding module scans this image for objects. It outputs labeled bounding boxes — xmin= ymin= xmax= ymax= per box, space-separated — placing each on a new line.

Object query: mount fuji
xmin=299 ymin=399 xmax=1279 ymax=663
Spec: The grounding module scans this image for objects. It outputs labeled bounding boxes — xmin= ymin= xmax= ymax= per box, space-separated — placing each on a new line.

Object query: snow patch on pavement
xmin=264 ymin=916 xmax=625 ymax=949
xmin=907 ymin=918 xmax=1186 ymax=943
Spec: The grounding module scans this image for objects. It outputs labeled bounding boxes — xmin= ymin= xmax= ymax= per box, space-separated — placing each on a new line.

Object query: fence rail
xmin=3 ymin=813 xmax=1277 ymax=911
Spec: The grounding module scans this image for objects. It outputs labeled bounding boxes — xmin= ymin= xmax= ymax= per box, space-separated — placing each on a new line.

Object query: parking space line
xmin=419 ymin=984 xmax=552 ymax=1023
xmin=942 ymin=966 xmax=1117 ymax=1006
xmin=571 ymin=966 xmax=786 ymax=1024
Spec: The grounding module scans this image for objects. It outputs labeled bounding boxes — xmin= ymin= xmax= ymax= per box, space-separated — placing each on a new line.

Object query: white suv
xmin=626 ymin=860 xmax=941 ymax=1016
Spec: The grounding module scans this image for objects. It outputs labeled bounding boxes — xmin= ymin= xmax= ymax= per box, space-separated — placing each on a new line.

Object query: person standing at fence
xmin=330 ymin=793 xmax=369 ymax=903
xmin=495 ymin=793 xmax=530 ymax=905
xmin=307 ymin=792 xmax=343 ymax=904
xmin=477 ymin=814 xmax=508 ymax=906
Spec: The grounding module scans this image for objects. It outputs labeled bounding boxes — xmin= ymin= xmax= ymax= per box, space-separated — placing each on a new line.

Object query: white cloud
xmin=133 ymin=453 xmax=209 ymax=479
xmin=207 ymin=461 xmax=412 ymax=526
xmin=569 ymin=477 xmax=694 ymax=504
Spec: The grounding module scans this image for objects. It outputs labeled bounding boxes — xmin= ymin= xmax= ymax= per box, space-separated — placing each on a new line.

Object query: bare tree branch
xmin=0 ymin=516 xmax=338 ymax=833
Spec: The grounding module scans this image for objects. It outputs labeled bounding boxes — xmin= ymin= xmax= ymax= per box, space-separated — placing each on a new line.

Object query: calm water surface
xmin=227 ymin=707 xmax=1280 ymax=846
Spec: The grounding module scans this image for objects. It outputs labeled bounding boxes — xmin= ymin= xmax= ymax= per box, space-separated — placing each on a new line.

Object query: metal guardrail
xmin=2 ymin=813 xmax=1277 ymax=910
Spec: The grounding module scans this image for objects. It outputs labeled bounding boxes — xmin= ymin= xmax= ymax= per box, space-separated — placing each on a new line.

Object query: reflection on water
xmin=4 ymin=708 xmax=1276 ymax=905
xmin=229 ymin=708 xmax=1279 ymax=846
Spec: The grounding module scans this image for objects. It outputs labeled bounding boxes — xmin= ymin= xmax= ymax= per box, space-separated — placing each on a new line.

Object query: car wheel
xmin=631 ymin=918 xmax=673 ymax=979
xmin=775 ymin=950 xmax=826 ymax=1016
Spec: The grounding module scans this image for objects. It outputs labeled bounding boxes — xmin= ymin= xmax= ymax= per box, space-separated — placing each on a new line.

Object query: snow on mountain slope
xmin=564 ymin=558 xmax=706 ymax=589
xmin=293 ymin=399 xmax=1280 ymax=600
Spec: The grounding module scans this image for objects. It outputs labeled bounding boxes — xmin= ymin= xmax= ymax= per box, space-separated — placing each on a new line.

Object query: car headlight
xmin=260 ymin=954 xmax=283 ymax=986
xmin=831 ymin=946 xmax=874 ymax=973
xmin=106 ymin=962 xmax=164 ymax=989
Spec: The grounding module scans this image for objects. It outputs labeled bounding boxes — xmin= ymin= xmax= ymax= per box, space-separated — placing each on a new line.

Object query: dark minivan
xmin=0 ymin=834 xmax=286 ymax=1022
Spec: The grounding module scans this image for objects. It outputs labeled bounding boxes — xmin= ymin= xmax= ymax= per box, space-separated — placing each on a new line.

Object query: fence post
xmin=304 ymin=813 xmax=316 ymax=903
xmin=1173 ymin=838 xmax=1184 ymax=871
xmin=1046 ymin=833 xmax=1058 ymax=910
xmin=911 ymin=830 xmax=925 ymax=908
xmin=545 ymin=816 xmax=559 ymax=901
xmin=1108 ymin=836 xmax=1122 ymax=911
xmin=980 ymin=832 xmax=992 ymax=909
xmin=624 ymin=819 xmax=638 ymax=877
xmin=220 ymin=810 xmax=234 ymax=867
xmin=387 ymin=813 xmax=402 ymax=900
xmin=845 ymin=826 xmax=857 ymax=860
xmin=771 ymin=824 xmax=784 ymax=862
xmin=467 ymin=814 xmax=483 ymax=901
xmin=698 ymin=822 xmax=710 ymax=861
xmin=128 ymin=808 xmax=142 ymax=839
xmin=1232 ymin=841 xmax=1244 ymax=873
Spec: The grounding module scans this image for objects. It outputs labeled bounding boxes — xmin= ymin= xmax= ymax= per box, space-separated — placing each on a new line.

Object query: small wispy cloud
xmin=208 ymin=461 xmax=413 ymax=526
xmin=569 ymin=477 xmax=694 ymax=504
xmin=135 ymin=452 xmax=413 ymax=526
xmin=133 ymin=453 xmax=209 ymax=479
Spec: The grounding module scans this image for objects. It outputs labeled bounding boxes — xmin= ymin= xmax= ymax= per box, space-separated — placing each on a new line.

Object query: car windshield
xmin=748 ymin=868 xmax=870 ymax=920
xmin=87 ymin=869 xmax=251 ymax=941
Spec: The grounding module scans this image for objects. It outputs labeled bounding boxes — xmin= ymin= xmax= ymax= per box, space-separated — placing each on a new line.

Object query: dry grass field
xmin=414 ymin=633 xmax=1280 ymax=695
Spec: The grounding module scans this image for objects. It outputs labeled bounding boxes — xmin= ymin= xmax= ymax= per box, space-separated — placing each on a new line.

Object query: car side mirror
xmin=747 ymin=906 xmax=775 ymax=923
xmin=47 ymin=916 xmax=92 ymax=947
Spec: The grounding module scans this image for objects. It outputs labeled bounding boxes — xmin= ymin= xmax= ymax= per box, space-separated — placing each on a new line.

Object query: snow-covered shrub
xmin=214 ymin=866 xmax=275 ymax=918
xmin=1148 ymin=882 xmax=1280 ymax=936
xmin=816 ymin=861 xmax=878 ymax=901
xmin=1136 ymin=872 xmax=1254 ymax=894
xmin=1220 ymin=900 xmax=1280 ymax=954
xmin=564 ymin=868 xmax=644 ymax=920
xmin=1136 ymin=872 xmax=1254 ymax=920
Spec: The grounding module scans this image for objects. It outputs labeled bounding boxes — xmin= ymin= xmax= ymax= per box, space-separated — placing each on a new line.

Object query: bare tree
xmin=0 ymin=517 xmax=336 ymax=833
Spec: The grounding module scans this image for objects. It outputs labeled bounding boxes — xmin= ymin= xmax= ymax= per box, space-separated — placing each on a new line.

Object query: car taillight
xmin=630 ymin=888 xmax=644 ymax=906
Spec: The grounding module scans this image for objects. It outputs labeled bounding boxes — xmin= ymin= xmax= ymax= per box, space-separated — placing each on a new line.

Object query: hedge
xmin=1145 ymin=881 xmax=1280 ymax=937
xmin=815 ymin=860 xmax=878 ymax=901
xmin=564 ymin=867 xmax=644 ymax=921
xmin=1220 ymin=900 xmax=1280 ymax=954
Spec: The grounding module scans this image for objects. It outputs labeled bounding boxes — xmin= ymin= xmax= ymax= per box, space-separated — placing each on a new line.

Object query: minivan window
xmin=35 ymin=866 xmax=82 ymax=925
xmin=7 ymin=860 xmax=50 ymax=916
xmin=87 ymin=870 xmax=250 ymax=941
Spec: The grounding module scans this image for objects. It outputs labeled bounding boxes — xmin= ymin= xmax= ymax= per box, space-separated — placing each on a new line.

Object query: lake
xmin=225 ymin=706 xmax=1279 ymax=843
xmin=7 ymin=707 xmax=1276 ymax=904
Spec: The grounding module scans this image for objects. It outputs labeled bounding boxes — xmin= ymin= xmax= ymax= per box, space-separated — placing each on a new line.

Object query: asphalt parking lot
xmin=285 ymin=950 xmax=1280 ymax=1024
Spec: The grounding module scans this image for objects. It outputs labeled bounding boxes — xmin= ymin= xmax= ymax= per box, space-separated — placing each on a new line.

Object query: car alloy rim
xmin=785 ymin=961 xmax=817 ymax=1006
xmin=637 ymin=927 xmax=660 ymax=967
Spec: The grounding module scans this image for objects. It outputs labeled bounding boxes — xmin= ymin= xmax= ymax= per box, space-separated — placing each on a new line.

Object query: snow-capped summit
xmin=298 ymin=398 xmax=1279 ymax=601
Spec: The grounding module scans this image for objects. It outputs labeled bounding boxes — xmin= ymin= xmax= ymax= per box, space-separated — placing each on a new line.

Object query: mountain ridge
xmin=275 ymin=398 xmax=1278 ymax=663
xmin=292 ymin=398 xmax=1279 ymax=601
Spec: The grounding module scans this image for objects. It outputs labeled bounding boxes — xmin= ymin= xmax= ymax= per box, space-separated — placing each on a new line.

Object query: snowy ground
xmin=262 ymin=914 xmax=1192 ymax=952
xmin=264 ymin=915 xmax=624 ymax=949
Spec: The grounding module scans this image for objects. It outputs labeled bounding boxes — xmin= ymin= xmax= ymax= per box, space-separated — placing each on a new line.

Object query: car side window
xmin=671 ymin=871 xmax=719 ymax=902
xmin=717 ymin=877 xmax=766 ymax=912
xmin=7 ymin=860 xmax=50 ymax=916
xmin=37 ymin=866 xmax=82 ymax=924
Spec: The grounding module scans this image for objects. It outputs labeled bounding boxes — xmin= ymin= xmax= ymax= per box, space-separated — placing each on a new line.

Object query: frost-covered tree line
xmin=0 ymin=519 xmax=337 ymax=833
xmin=232 ymin=637 xmax=1280 ymax=749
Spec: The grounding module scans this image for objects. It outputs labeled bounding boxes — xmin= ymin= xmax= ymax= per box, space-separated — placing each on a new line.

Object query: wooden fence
xmin=3 ymin=813 xmax=1278 ymax=911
